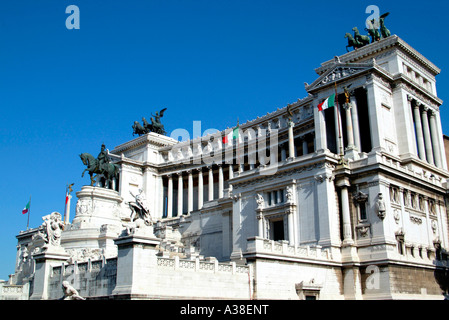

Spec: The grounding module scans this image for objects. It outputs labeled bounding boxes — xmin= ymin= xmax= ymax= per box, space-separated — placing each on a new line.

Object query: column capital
xmin=176 ymin=171 xmax=183 ymax=177
xmin=422 ymin=105 xmax=430 ymax=113
xmin=407 ymin=94 xmax=414 ymax=102
xmin=342 ymin=102 xmax=352 ymax=110
xmin=196 ymin=167 xmax=203 ymax=172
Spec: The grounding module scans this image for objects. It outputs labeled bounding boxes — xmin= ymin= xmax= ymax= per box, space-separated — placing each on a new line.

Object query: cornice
xmin=318 ymin=35 xmax=440 ymax=76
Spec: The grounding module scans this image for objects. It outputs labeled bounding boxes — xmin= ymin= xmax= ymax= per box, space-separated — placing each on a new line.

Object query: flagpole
xmin=236 ymin=118 xmax=241 ymax=170
xmin=27 ymin=195 xmax=31 ymax=230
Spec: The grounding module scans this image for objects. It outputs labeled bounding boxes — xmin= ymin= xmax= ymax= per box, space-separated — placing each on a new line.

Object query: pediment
xmin=305 ymin=61 xmax=374 ymax=93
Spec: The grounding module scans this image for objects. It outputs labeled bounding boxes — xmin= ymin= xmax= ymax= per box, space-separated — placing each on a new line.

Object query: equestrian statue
xmin=79 ymin=144 xmax=120 ymax=189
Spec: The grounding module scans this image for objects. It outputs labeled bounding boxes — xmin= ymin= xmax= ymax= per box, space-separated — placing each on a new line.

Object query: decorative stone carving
xmin=431 ymin=220 xmax=438 ymax=234
xmin=255 ymin=194 xmax=264 ymax=209
xmin=393 ymin=209 xmax=401 ymax=224
xmin=128 ymin=189 xmax=152 ymax=226
xmin=376 ymin=193 xmax=386 ymax=220
xmin=62 ymin=281 xmax=85 ymax=300
xmin=285 ymin=186 xmax=294 ymax=204
xmin=357 ymin=225 xmax=370 ymax=238
xmin=39 ymin=212 xmax=65 ymax=249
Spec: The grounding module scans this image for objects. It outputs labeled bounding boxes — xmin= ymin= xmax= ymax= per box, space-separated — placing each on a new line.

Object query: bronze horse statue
xmin=79 ymin=153 xmax=120 ymax=189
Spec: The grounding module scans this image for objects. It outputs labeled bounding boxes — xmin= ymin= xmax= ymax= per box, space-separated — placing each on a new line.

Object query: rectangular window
xmin=359 ymin=203 xmax=367 ymax=220
xmin=272 ymin=220 xmax=285 ymax=241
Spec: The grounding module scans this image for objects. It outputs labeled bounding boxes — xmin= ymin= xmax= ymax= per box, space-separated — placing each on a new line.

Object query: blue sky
xmin=0 ymin=0 xmax=448 ymax=280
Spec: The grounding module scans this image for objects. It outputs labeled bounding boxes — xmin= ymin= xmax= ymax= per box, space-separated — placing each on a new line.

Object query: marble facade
xmin=2 ymin=35 xmax=449 ymax=300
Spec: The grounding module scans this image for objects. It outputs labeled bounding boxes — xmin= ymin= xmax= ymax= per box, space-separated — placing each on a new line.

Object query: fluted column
xmin=197 ymin=168 xmax=203 ymax=210
xmin=288 ymin=120 xmax=295 ymax=159
xmin=187 ymin=170 xmax=193 ymax=214
xmin=167 ymin=174 xmax=173 ymax=218
xmin=208 ymin=166 xmax=214 ymax=201
xmin=350 ymin=95 xmax=361 ymax=152
xmin=421 ymin=106 xmax=434 ymax=165
xmin=228 ymin=164 xmax=234 ymax=180
xmin=177 ymin=172 xmax=183 ymax=215
xmin=218 ymin=164 xmax=224 ymax=199
xmin=429 ymin=110 xmax=443 ymax=168
xmin=343 ymin=103 xmax=355 ymax=149
xmin=338 ymin=178 xmax=353 ymax=246
xmin=302 ymin=136 xmax=308 ymax=155
xmin=413 ymin=103 xmax=426 ymax=161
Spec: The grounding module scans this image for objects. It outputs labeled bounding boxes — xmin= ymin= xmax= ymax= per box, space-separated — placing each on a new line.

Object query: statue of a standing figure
xmin=41 ymin=212 xmax=65 ymax=248
xmin=151 ymin=108 xmax=167 ymax=135
xmin=128 ymin=189 xmax=152 ymax=227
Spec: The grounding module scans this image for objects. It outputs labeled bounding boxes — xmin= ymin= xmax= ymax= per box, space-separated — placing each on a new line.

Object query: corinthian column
xmin=350 ymin=95 xmax=361 ymax=152
xmin=429 ymin=110 xmax=442 ymax=168
xmin=218 ymin=164 xmax=224 ymax=199
xmin=187 ymin=170 xmax=193 ymax=214
xmin=413 ymin=103 xmax=426 ymax=161
xmin=197 ymin=168 xmax=203 ymax=210
xmin=421 ymin=106 xmax=434 ymax=165
xmin=167 ymin=174 xmax=173 ymax=218
xmin=208 ymin=166 xmax=214 ymax=201
xmin=343 ymin=103 xmax=355 ymax=149
xmin=337 ymin=178 xmax=353 ymax=246
xmin=177 ymin=172 xmax=183 ymax=215
xmin=288 ymin=120 xmax=295 ymax=159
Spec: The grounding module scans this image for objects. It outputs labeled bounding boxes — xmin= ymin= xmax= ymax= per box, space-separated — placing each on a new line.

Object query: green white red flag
xmin=222 ymin=126 xmax=240 ymax=145
xmin=22 ymin=200 xmax=30 ymax=215
xmin=317 ymin=94 xmax=335 ymax=111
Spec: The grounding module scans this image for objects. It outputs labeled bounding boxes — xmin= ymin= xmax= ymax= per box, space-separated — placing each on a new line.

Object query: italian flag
xmin=22 ymin=200 xmax=30 ymax=215
xmin=222 ymin=126 xmax=240 ymax=145
xmin=317 ymin=94 xmax=335 ymax=111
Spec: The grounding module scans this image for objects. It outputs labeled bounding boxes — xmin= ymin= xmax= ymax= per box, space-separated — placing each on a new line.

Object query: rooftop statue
xmin=40 ymin=212 xmax=64 ymax=248
xmin=346 ymin=12 xmax=391 ymax=51
xmin=132 ymin=108 xmax=167 ymax=136
xmin=379 ymin=12 xmax=391 ymax=38
xmin=128 ymin=189 xmax=152 ymax=226
xmin=61 ymin=281 xmax=86 ymax=300
xmin=79 ymin=144 xmax=120 ymax=189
